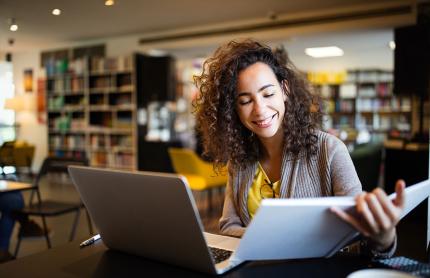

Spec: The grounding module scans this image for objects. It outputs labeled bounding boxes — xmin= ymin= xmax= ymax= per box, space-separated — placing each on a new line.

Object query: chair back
xmin=0 ymin=140 xmax=35 ymax=167
xmin=168 ymin=148 xmax=227 ymax=188
xmin=29 ymin=156 xmax=89 ymax=205
xmin=33 ymin=156 xmax=89 ymax=187
xmin=168 ymin=148 xmax=205 ymax=175
xmin=350 ymin=143 xmax=383 ymax=192
xmin=13 ymin=145 xmax=35 ymax=167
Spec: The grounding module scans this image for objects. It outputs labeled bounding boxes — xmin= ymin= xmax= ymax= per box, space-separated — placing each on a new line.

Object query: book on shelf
xmin=118 ymin=84 xmax=133 ymax=92
xmin=90 ymin=56 xmax=133 ymax=73
xmin=45 ymin=58 xmax=87 ymax=77
xmin=71 ymin=77 xmax=84 ymax=92
xmin=91 ymin=151 xmax=108 ymax=166
xmin=358 ymin=85 xmax=376 ymax=98
xmin=111 ymin=94 xmax=131 ymax=105
xmin=376 ymin=83 xmax=392 ymax=97
xmin=91 ymin=134 xmax=107 ymax=148
xmin=114 ymin=152 xmax=134 ymax=168
xmin=68 ymin=58 xmax=87 ymax=75
xmin=318 ymin=85 xmax=331 ymax=99
xmin=90 ymin=75 xmax=114 ymax=89
xmin=111 ymin=134 xmax=132 ymax=148
xmin=357 ymin=71 xmax=379 ymax=83
xmin=335 ymin=100 xmax=354 ymax=113
xmin=117 ymin=56 xmax=133 ymax=72
xmin=339 ymin=84 xmax=356 ymax=99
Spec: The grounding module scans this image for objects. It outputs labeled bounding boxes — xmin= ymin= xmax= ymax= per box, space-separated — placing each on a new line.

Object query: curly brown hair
xmin=194 ymin=39 xmax=323 ymax=171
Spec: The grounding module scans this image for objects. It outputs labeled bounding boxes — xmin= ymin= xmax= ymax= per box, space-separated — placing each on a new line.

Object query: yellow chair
xmin=168 ymin=147 xmax=227 ymax=213
xmin=0 ymin=140 xmax=35 ymax=178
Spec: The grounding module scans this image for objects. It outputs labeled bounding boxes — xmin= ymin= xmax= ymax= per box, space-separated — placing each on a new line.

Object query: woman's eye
xmin=238 ymin=99 xmax=252 ymax=105
xmin=264 ymin=93 xmax=275 ymax=98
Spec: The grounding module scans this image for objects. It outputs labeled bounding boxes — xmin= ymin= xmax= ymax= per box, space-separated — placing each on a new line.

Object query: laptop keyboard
xmin=209 ymin=247 xmax=233 ymax=264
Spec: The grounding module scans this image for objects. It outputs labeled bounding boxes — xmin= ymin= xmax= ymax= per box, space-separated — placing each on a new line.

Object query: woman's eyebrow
xmin=237 ymin=84 xmax=275 ymax=97
xmin=258 ymin=84 xmax=274 ymax=92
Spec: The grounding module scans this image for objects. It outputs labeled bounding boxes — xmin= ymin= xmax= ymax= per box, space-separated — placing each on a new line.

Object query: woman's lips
xmin=253 ymin=113 xmax=278 ymax=128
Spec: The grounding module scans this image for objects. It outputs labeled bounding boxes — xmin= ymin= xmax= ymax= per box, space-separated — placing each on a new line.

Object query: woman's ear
xmin=281 ymin=80 xmax=289 ymax=102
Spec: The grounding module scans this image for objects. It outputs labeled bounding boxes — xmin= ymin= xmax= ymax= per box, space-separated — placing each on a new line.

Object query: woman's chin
xmin=254 ymin=129 xmax=281 ymax=140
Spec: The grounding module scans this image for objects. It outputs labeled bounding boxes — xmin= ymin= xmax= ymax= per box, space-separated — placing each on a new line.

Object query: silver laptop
xmin=68 ymin=166 xmax=242 ymax=275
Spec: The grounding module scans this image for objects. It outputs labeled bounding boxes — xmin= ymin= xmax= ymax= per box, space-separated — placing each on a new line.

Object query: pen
xmin=79 ymin=234 xmax=101 ymax=248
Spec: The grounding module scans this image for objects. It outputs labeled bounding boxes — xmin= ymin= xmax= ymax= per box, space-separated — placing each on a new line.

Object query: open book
xmin=232 ymin=179 xmax=430 ymax=261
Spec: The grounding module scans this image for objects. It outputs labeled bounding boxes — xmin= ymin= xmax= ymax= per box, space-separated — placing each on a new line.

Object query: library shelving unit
xmin=46 ymin=55 xmax=138 ymax=170
xmin=350 ymin=69 xmax=412 ymax=137
xmin=310 ymin=69 xmax=412 ymax=144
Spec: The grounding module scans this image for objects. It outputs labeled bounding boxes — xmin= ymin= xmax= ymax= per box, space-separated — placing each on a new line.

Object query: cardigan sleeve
xmin=219 ymin=166 xmax=246 ymax=238
xmin=326 ymin=135 xmax=362 ymax=196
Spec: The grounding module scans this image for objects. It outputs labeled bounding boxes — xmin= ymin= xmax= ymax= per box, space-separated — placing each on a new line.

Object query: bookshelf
xmin=46 ymin=55 xmax=138 ymax=170
xmin=311 ymin=69 xmax=412 ymax=145
xmin=351 ymin=70 xmax=411 ymax=135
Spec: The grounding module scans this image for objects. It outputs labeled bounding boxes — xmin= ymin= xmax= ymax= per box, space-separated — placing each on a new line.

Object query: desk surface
xmin=0 ymin=239 xmax=377 ymax=277
xmin=0 ymin=180 xmax=34 ymax=193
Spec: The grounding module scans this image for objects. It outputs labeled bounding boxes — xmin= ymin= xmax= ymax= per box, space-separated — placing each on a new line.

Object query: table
xmin=0 ymin=180 xmax=34 ymax=193
xmin=0 ymin=239 xmax=379 ymax=278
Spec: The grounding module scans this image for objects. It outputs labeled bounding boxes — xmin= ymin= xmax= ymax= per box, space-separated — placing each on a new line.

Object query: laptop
xmin=68 ymin=166 xmax=243 ymax=275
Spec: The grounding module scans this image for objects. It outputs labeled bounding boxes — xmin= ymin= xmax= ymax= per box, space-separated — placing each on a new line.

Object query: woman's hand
xmin=331 ymin=180 xmax=405 ymax=251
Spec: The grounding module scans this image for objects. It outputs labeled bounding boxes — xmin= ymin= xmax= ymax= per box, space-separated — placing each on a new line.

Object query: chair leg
xmin=69 ymin=209 xmax=81 ymax=241
xmin=85 ymin=208 xmax=94 ymax=235
xmin=41 ymin=216 xmax=51 ymax=248
xmin=14 ymin=236 xmax=22 ymax=258
xmin=29 ymin=190 xmax=35 ymax=206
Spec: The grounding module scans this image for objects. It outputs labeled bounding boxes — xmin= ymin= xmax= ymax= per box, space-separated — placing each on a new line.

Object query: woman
xmin=194 ymin=39 xmax=404 ymax=258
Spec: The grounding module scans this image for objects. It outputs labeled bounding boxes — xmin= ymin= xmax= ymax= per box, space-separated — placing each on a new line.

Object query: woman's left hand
xmin=331 ymin=180 xmax=405 ymax=251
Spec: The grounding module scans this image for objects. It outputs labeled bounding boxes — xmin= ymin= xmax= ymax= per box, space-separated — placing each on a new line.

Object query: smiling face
xmin=236 ymin=62 xmax=287 ymax=141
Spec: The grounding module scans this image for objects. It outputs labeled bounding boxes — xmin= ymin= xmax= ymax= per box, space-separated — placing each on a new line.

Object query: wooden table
xmin=0 ymin=180 xmax=35 ymax=193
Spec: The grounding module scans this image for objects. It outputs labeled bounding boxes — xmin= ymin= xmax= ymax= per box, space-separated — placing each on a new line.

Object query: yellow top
xmin=247 ymin=163 xmax=280 ymax=218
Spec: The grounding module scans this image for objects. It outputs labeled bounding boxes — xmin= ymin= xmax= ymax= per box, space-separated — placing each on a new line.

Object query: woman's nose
xmin=252 ymin=98 xmax=266 ymax=116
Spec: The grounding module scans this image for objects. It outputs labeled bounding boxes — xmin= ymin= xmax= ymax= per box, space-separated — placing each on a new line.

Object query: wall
xmin=12 ymin=51 xmax=47 ymax=173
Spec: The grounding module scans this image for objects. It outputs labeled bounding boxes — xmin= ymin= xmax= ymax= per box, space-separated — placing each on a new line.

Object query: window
xmin=0 ymin=62 xmax=15 ymax=144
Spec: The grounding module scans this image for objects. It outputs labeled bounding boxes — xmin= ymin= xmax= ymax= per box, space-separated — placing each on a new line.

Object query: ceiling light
xmin=52 ymin=9 xmax=62 ymax=16
xmin=146 ymin=49 xmax=168 ymax=57
xmin=305 ymin=46 xmax=344 ymax=58
xmin=389 ymin=41 xmax=396 ymax=50
xmin=105 ymin=0 xmax=115 ymax=6
xmin=9 ymin=18 xmax=18 ymax=32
